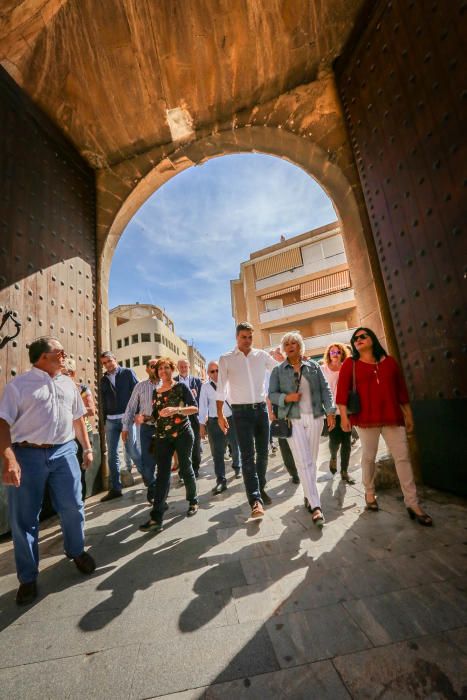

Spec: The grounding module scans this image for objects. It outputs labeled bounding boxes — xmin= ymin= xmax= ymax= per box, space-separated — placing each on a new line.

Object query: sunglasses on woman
xmin=354 ymin=333 xmax=369 ymax=341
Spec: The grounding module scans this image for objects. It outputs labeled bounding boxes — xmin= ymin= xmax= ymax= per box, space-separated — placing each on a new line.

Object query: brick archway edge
xmin=97 ymin=126 xmax=386 ymax=351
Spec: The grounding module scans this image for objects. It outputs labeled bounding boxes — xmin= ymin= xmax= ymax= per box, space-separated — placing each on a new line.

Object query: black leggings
xmin=328 ymin=415 xmax=351 ymax=471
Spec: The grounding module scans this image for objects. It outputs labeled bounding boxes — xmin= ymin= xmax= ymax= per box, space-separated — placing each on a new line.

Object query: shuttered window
xmin=254 ymin=248 xmax=302 ymax=280
xmin=300 ymin=269 xmax=351 ymax=300
xmin=261 ymin=284 xmax=300 ymax=300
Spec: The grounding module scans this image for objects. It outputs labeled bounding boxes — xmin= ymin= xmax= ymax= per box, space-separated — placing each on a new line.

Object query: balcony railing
xmin=255 ymin=252 xmax=347 ymax=291
xmin=265 ymin=328 xmax=358 ymax=355
xmin=303 ymin=328 xmax=358 ymax=352
xmin=259 ymin=289 xmax=355 ymax=324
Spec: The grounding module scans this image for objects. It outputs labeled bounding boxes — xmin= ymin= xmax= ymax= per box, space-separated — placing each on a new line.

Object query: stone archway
xmin=97 ymin=126 xmax=391 ymax=357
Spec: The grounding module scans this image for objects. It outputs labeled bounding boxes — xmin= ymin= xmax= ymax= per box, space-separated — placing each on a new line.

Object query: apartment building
xmin=109 ymin=303 xmax=190 ymax=380
xmin=230 ymin=222 xmax=360 ymax=359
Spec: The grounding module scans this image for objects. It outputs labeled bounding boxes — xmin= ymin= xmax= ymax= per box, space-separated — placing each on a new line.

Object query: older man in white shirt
xmin=199 ymin=360 xmax=241 ymax=495
xmin=0 ymin=336 xmax=96 ymax=606
xmin=216 ymin=322 xmax=277 ymax=518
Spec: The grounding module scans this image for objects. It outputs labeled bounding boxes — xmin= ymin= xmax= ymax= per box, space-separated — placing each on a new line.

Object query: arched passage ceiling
xmin=1 ymin=0 xmax=365 ymax=169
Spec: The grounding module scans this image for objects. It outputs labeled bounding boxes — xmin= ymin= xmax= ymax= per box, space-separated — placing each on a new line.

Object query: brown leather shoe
xmin=16 ymin=581 xmax=37 ymax=606
xmin=73 ymin=551 xmax=96 ymax=575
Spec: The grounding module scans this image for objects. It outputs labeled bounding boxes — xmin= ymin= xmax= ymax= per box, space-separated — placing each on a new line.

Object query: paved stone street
xmin=0 ymin=438 xmax=466 ymax=699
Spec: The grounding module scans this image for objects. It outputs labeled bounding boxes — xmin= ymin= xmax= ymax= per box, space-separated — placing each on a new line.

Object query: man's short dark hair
xmin=236 ymin=322 xmax=254 ymax=335
xmin=29 ymin=336 xmax=56 ymax=364
xmin=100 ymin=351 xmax=116 ymax=360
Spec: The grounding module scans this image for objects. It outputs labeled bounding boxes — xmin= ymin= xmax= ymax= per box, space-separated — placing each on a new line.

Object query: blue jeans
xmin=8 ymin=441 xmax=85 ymax=583
xmin=139 ymin=423 xmax=157 ymax=494
xmin=105 ymin=418 xmax=142 ymax=491
xmin=207 ymin=416 xmax=241 ymax=483
xmin=231 ymin=403 xmax=269 ymax=506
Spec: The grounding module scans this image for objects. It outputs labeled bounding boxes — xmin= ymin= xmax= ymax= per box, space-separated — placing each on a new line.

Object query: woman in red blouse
xmin=336 ymin=327 xmax=432 ymax=526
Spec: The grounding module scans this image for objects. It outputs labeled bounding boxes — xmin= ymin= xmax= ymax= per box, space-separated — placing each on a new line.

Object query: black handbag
xmin=270 ymin=416 xmax=292 ymax=438
xmin=346 ymin=360 xmax=361 ymax=415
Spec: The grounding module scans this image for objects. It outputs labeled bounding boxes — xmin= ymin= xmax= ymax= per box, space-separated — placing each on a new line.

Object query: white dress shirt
xmin=0 ymin=367 xmax=85 ymax=444
xmin=198 ymin=381 xmax=232 ymax=424
xmin=216 ymin=347 xmax=278 ymax=405
xmin=122 ymin=379 xmax=157 ymax=430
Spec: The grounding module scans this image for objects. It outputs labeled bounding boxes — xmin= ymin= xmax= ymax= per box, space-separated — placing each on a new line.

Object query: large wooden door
xmin=335 ymin=0 xmax=466 ymax=493
xmin=0 ymin=68 xmax=98 ymax=532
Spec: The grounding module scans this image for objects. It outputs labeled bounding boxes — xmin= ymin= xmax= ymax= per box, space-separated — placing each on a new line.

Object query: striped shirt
xmin=122 ymin=379 xmax=157 ymax=430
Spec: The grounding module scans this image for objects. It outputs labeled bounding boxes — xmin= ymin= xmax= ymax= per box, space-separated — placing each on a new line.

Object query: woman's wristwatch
xmin=84 ymin=448 xmax=93 ymax=455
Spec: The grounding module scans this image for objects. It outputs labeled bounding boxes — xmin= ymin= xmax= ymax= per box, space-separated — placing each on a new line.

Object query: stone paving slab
xmin=129 ymin=621 xmax=279 ymax=698
xmin=0 ymin=436 xmax=466 ymax=699
xmin=0 ymin=644 xmax=140 ymax=700
xmin=333 ymin=633 xmax=467 ymax=699
xmin=343 ymin=580 xmax=467 ymax=646
xmin=154 ymin=660 xmax=351 ymax=699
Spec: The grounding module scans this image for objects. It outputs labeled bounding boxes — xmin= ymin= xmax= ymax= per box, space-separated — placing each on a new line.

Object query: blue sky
xmin=109 ymin=153 xmax=336 ymax=363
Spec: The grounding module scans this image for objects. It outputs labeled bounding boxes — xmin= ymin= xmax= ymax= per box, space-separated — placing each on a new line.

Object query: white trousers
xmin=358 ymin=425 xmax=419 ymax=509
xmin=287 ymin=413 xmax=324 ymax=510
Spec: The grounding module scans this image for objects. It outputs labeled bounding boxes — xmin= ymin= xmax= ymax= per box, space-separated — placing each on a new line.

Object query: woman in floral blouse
xmin=139 ymin=357 xmax=199 ymax=534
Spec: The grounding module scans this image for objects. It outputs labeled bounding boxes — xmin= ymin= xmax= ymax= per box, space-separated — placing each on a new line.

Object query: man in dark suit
xmin=99 ymin=351 xmax=142 ymax=501
xmin=174 ymin=359 xmax=202 ymax=478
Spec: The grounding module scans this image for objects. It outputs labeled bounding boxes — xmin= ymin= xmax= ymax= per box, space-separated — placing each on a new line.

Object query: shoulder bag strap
xmin=352 ymin=360 xmax=357 ymax=392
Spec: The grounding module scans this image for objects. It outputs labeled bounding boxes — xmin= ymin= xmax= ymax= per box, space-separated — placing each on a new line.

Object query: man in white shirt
xmin=0 ymin=336 xmax=96 ymax=606
xmin=216 ymin=322 xmax=277 ymax=518
xmin=199 ymin=360 xmax=241 ymax=494
xmin=122 ymin=358 xmax=159 ymax=502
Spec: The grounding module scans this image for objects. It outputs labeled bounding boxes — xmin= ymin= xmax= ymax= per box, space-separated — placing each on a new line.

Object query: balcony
xmin=259 ymin=289 xmax=355 ymax=324
xmin=303 ymin=328 xmax=358 ymax=353
xmin=255 ymin=252 xmax=347 ymax=290
xmin=265 ymin=328 xmax=358 ymax=355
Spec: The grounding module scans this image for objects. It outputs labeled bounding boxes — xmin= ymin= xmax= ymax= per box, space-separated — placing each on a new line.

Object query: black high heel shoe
xmin=407 ymin=507 xmax=433 ymax=527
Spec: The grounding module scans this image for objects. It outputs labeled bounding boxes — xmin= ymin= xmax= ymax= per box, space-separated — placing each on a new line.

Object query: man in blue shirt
xmin=99 ymin=351 xmax=142 ymax=501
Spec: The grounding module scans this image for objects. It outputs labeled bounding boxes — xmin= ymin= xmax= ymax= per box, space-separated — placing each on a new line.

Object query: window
xmin=125 ymin=359 xmax=131 ymax=368
xmin=265 ymin=298 xmax=283 ymax=311
xmin=141 ymin=332 xmax=151 ymax=342
xmin=269 ymin=332 xmax=283 ymax=346
xmin=322 ymin=235 xmax=345 ymax=259
xmin=117 ymin=339 xmax=122 ymax=349
xmin=154 ymin=333 xmax=161 ymax=343
xmin=131 ymin=334 xmax=139 ymax=344
xmin=330 ymin=321 xmax=348 ymax=332
xmin=142 ymin=355 xmax=151 ymax=366
xmin=118 ymin=361 xmax=123 ymax=366
xmin=124 ymin=337 xmax=129 ymax=346
xmin=133 ymin=357 xmax=140 ymax=367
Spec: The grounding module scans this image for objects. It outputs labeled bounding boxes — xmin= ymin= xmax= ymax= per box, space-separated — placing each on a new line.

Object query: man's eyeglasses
xmin=148 ymin=364 xmax=158 ymax=369
xmin=354 ymin=333 xmax=369 ymax=341
xmin=209 ymin=369 xmax=218 ymax=374
xmin=46 ymin=349 xmax=67 ymax=358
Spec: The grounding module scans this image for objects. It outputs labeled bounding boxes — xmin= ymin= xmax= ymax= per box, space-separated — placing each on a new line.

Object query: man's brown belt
xmin=14 ymin=442 xmax=55 ymax=449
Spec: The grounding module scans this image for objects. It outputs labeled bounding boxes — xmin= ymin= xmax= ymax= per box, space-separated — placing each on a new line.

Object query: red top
xmin=335 ymin=356 xmax=409 ymax=428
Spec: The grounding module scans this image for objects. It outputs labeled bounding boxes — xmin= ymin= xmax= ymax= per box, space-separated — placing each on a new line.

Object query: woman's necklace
xmin=290 ymin=355 xmax=302 ymax=369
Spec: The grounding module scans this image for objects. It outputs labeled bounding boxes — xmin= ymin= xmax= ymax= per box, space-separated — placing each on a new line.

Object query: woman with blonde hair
xmin=321 ymin=342 xmax=355 ymax=484
xmin=269 ymin=331 xmax=335 ymax=527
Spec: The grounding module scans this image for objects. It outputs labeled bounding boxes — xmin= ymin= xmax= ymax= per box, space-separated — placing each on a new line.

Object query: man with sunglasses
xmin=0 ymin=336 xmax=96 ymax=606
xmin=199 ymin=361 xmax=241 ymax=494
xmin=122 ymin=358 xmax=159 ymax=503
